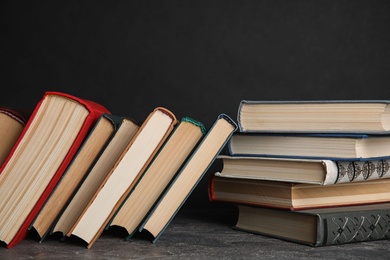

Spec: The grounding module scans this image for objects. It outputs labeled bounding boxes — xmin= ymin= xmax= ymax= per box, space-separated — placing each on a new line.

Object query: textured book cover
xmin=236 ymin=203 xmax=390 ymax=246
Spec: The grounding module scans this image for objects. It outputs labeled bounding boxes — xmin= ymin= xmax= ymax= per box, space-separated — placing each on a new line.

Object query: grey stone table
xmin=1 ymin=205 xmax=389 ymax=260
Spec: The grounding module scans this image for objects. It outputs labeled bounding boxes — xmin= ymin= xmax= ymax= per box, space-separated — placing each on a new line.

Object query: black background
xmin=1 ymin=0 xmax=390 ymax=207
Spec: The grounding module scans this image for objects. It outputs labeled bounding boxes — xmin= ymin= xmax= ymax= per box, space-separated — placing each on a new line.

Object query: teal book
xmin=107 ymin=117 xmax=207 ymax=238
xmin=29 ymin=114 xmax=139 ymax=241
xmin=227 ymin=132 xmax=390 ymax=161
xmin=139 ymin=114 xmax=237 ymax=243
xmin=235 ymin=203 xmax=390 ymax=247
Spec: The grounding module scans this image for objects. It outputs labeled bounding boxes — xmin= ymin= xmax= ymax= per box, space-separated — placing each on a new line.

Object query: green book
xmin=235 ymin=203 xmax=390 ymax=247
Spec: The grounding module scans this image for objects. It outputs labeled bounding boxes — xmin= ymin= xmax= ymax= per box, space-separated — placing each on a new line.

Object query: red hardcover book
xmin=0 ymin=91 xmax=110 ymax=248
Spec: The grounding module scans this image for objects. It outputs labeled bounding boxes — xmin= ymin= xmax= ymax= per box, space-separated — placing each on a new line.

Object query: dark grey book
xmin=235 ymin=203 xmax=390 ymax=246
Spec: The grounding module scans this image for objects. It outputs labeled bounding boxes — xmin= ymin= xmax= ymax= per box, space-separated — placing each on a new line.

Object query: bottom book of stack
xmin=234 ymin=203 xmax=390 ymax=247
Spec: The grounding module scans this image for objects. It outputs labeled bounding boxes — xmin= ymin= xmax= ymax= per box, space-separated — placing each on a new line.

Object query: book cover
xmin=209 ymin=175 xmax=390 ymax=210
xmin=67 ymin=107 xmax=177 ymax=248
xmin=0 ymin=107 xmax=27 ymax=167
xmin=236 ymin=203 xmax=390 ymax=246
xmin=139 ymin=114 xmax=237 ymax=242
xmin=227 ymin=132 xmax=390 ymax=161
xmin=29 ymin=113 xmax=136 ymax=241
xmin=215 ymin=155 xmax=390 ymax=185
xmin=107 ymin=117 xmax=206 ymax=238
xmin=50 ymin=115 xmax=140 ymax=239
xmin=237 ymin=100 xmax=390 ymax=134
xmin=0 ymin=91 xmax=110 ymax=248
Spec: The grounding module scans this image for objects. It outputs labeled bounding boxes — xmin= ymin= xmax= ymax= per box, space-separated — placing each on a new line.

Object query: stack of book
xmin=209 ymin=100 xmax=390 ymax=246
xmin=0 ymin=91 xmax=237 ymax=249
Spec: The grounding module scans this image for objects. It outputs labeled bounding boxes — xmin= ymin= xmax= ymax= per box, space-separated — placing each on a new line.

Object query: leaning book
xmin=67 ymin=107 xmax=177 ymax=248
xmin=0 ymin=107 xmax=26 ymax=166
xmin=0 ymin=91 xmax=109 ymax=248
xmin=235 ymin=203 xmax=390 ymax=246
xmin=140 ymin=114 xmax=237 ymax=242
xmin=29 ymin=114 xmax=139 ymax=241
xmin=108 ymin=117 xmax=206 ymax=238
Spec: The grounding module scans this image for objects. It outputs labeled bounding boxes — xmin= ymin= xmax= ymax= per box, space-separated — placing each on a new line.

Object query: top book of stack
xmin=237 ymin=100 xmax=390 ymax=134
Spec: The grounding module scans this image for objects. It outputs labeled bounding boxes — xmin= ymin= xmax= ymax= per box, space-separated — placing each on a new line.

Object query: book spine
xmin=319 ymin=210 xmax=390 ymax=246
xmin=335 ymin=160 xmax=390 ymax=184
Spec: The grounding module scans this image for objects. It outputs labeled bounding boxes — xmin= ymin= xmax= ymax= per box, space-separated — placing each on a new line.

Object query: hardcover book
xmin=108 ymin=117 xmax=206 ymax=238
xmin=51 ymin=116 xmax=140 ymax=238
xmin=216 ymin=155 xmax=390 ymax=185
xmin=209 ymin=175 xmax=390 ymax=210
xmin=235 ymin=203 xmax=390 ymax=246
xmin=237 ymin=100 xmax=390 ymax=134
xmin=67 ymin=107 xmax=177 ymax=248
xmin=228 ymin=133 xmax=390 ymax=160
xmin=0 ymin=107 xmax=26 ymax=166
xmin=0 ymin=91 xmax=109 ymax=248
xmin=140 ymin=114 xmax=237 ymax=242
xmin=29 ymin=114 xmax=139 ymax=241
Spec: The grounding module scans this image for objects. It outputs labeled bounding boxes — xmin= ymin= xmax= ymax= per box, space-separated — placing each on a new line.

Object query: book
xmin=235 ymin=203 xmax=390 ymax=246
xmin=237 ymin=100 xmax=390 ymax=134
xmin=0 ymin=91 xmax=109 ymax=248
xmin=51 ymin=115 xmax=140 ymax=238
xmin=139 ymin=114 xmax=237 ymax=242
xmin=108 ymin=117 xmax=206 ymax=238
xmin=209 ymin=175 xmax=390 ymax=210
xmin=67 ymin=107 xmax=177 ymax=248
xmin=227 ymin=133 xmax=390 ymax=160
xmin=216 ymin=155 xmax=390 ymax=185
xmin=29 ymin=114 xmax=139 ymax=241
xmin=0 ymin=107 xmax=26 ymax=166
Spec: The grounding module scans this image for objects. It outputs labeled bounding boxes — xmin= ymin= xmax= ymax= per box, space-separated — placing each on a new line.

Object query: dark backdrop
xmin=1 ymin=0 xmax=390 ymax=207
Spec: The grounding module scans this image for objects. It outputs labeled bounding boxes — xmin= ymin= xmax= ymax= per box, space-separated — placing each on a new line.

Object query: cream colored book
xmin=238 ymin=100 xmax=390 ymax=134
xmin=140 ymin=114 xmax=237 ymax=242
xmin=0 ymin=91 xmax=109 ymax=248
xmin=30 ymin=114 xmax=139 ymax=241
xmin=108 ymin=117 xmax=206 ymax=238
xmin=216 ymin=155 xmax=390 ymax=185
xmin=67 ymin=107 xmax=177 ymax=248
xmin=0 ymin=108 xmax=25 ymax=166
xmin=51 ymin=116 xmax=140 ymax=239
xmin=210 ymin=175 xmax=390 ymax=210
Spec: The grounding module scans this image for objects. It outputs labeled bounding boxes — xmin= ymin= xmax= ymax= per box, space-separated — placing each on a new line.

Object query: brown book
xmin=209 ymin=175 xmax=390 ymax=210
xmin=67 ymin=107 xmax=177 ymax=248
xmin=30 ymin=114 xmax=139 ymax=241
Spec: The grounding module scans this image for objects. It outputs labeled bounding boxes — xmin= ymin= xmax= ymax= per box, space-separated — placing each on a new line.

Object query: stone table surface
xmin=1 ymin=206 xmax=389 ymax=260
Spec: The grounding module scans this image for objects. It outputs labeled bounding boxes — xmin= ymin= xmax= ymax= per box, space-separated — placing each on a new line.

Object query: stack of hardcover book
xmin=0 ymin=91 xmax=237 ymax=249
xmin=209 ymin=100 xmax=390 ymax=246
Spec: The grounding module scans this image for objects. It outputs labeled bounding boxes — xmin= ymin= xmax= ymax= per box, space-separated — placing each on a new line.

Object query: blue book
xmin=227 ymin=132 xmax=390 ymax=161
